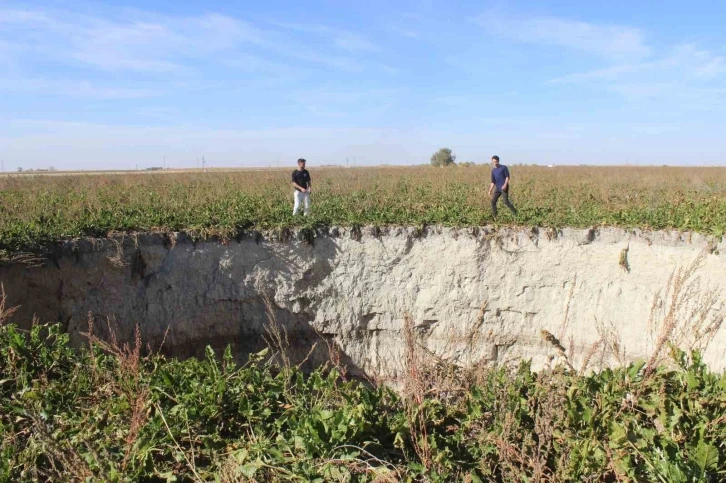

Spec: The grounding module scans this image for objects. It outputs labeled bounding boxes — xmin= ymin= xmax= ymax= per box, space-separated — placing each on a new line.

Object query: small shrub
xmin=430 ymin=148 xmax=456 ymax=167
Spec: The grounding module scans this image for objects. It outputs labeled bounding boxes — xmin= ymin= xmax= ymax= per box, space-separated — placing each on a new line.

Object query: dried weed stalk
xmin=261 ymin=292 xmax=291 ymax=371
xmin=646 ymin=250 xmax=725 ymax=374
xmin=81 ymin=313 xmax=142 ymax=379
xmin=540 ymin=330 xmax=575 ymax=372
xmin=401 ymin=313 xmax=432 ymax=470
xmin=0 ymin=283 xmax=19 ymax=325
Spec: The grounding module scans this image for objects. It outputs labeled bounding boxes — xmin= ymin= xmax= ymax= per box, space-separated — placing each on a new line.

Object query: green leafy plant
xmin=2 ymin=309 xmax=725 ymax=482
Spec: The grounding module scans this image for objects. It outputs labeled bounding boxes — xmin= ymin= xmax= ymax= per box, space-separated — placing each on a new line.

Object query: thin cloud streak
xmin=0 ymin=4 xmax=392 ymax=106
xmin=0 ymin=78 xmax=158 ymax=99
xmin=0 ymin=8 xmax=263 ymax=72
xmin=552 ymin=44 xmax=726 ymax=83
xmin=271 ymin=20 xmax=378 ymax=52
xmin=475 ymin=10 xmax=651 ymax=61
xmin=0 ymin=7 xmax=381 ymax=75
xmin=288 ymin=87 xmax=403 ymax=117
xmin=547 ymin=43 xmax=726 ymax=106
xmin=390 ymin=25 xmax=419 ymax=38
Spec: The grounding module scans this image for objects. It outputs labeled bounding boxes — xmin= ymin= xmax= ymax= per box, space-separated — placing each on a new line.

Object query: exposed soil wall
xmin=2 ymin=226 xmax=725 ymax=378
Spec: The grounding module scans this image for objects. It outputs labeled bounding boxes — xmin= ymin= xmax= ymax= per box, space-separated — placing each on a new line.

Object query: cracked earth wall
xmin=2 ymin=226 xmax=725 ymax=378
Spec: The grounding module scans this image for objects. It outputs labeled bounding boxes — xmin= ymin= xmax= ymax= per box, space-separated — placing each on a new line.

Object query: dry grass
xmin=534 ymin=250 xmax=726 ymax=377
xmin=0 ymin=283 xmax=19 ymax=325
xmin=645 ymin=250 xmax=725 ymax=372
xmin=81 ymin=314 xmax=143 ymax=379
xmin=261 ymin=292 xmax=293 ymax=371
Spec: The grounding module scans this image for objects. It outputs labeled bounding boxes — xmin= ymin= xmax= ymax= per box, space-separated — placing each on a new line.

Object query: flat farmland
xmin=1 ymin=165 xmax=725 ymax=252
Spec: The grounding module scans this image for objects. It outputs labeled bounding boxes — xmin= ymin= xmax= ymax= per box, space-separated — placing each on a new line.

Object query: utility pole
xmin=163 ymin=156 xmax=166 ymax=170
xmin=202 ymin=156 xmax=206 ymax=171
xmin=346 ymin=157 xmax=349 ymax=168
xmin=276 ymin=156 xmax=279 ymax=168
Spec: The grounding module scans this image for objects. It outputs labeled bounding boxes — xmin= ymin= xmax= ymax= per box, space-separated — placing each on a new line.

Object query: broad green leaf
xmin=695 ymin=442 xmax=719 ymax=472
xmin=239 ymin=461 xmax=263 ymax=478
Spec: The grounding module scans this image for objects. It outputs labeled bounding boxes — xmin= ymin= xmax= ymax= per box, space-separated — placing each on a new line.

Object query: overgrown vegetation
xmin=2 ymin=306 xmax=726 ymax=481
xmin=1 ymin=165 xmax=725 ymax=253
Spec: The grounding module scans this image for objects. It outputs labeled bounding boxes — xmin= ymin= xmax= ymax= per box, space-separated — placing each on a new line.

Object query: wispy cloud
xmin=549 ymin=43 xmax=726 ymax=106
xmin=608 ymin=83 xmax=726 ymax=111
xmin=0 ymin=78 xmax=157 ymax=99
xmin=390 ymin=25 xmax=419 ymax=39
xmin=0 ymin=5 xmax=386 ymax=93
xmin=473 ymin=10 xmax=725 ymax=108
xmin=333 ymin=32 xmax=377 ymax=52
xmin=664 ymin=44 xmax=726 ymax=80
xmin=548 ymin=64 xmax=644 ymax=83
xmin=386 ymin=1 xmax=438 ymax=41
xmin=475 ymin=10 xmax=650 ymax=62
xmin=271 ymin=20 xmax=377 ymax=52
xmin=132 ymin=106 xmax=180 ymax=122
xmin=288 ymin=87 xmax=402 ymax=117
xmin=0 ymin=8 xmax=261 ymax=72
xmin=551 ymin=44 xmax=726 ymax=84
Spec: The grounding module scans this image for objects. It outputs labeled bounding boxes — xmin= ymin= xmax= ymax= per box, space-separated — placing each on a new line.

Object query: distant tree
xmin=430 ymin=148 xmax=456 ymax=167
xmin=17 ymin=167 xmax=23 ymax=172
xmin=49 ymin=166 xmax=57 ymax=171
xmin=458 ymin=161 xmax=475 ymax=167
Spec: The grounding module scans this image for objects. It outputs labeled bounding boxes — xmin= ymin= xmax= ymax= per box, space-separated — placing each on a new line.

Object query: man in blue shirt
xmin=488 ymin=155 xmax=517 ymax=217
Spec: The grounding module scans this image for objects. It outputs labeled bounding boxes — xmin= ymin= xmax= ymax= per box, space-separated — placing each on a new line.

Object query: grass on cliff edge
xmin=1 ymin=165 xmax=725 ymax=252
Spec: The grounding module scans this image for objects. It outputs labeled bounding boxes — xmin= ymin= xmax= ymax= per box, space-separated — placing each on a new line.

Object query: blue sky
xmin=1 ymin=0 xmax=725 ymax=169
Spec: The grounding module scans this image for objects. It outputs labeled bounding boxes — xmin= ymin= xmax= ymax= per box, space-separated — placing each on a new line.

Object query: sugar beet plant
xmin=2 ymin=314 xmax=726 ymax=481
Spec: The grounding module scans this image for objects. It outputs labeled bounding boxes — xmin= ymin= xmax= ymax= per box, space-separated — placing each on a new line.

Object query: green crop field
xmin=1 ymin=165 xmax=725 ymax=253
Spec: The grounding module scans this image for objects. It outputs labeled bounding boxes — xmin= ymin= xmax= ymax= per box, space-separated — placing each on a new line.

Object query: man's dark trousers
xmin=491 ymin=189 xmax=517 ymax=217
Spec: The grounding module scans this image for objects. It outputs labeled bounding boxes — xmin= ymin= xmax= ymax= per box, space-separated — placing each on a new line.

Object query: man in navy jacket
xmin=487 ymin=155 xmax=517 ymax=217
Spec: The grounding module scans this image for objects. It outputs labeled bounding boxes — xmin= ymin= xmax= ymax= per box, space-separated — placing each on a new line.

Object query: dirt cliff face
xmin=2 ymin=226 xmax=725 ymax=379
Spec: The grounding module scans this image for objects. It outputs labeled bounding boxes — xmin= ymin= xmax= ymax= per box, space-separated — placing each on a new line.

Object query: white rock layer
xmin=2 ymin=226 xmax=725 ymax=377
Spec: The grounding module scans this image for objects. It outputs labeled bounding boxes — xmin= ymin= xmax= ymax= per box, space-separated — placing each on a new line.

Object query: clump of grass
xmin=619 ymin=245 xmax=630 ymax=272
